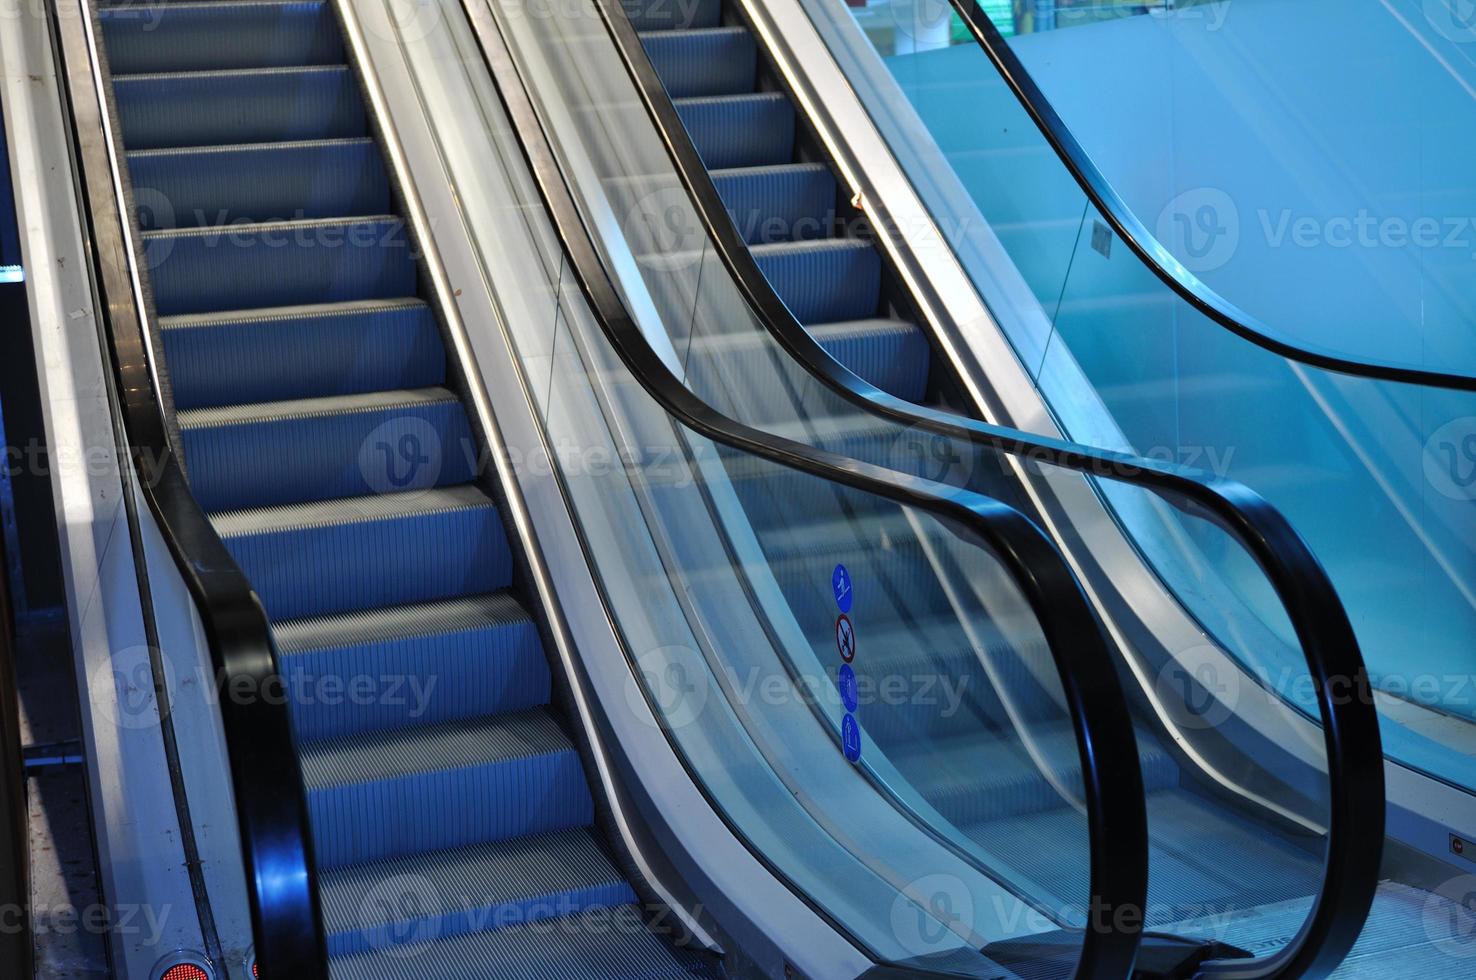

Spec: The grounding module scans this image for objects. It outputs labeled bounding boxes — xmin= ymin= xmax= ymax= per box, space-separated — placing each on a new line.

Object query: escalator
xmin=41 ymin=0 xmax=1168 ymax=976
xmin=465 ymin=0 xmax=1399 ymax=975
xmin=95 ymin=3 xmax=722 ymax=974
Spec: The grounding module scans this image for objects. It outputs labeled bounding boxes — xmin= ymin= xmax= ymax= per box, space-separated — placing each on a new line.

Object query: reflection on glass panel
xmin=806 ymin=0 xmax=1476 ymax=794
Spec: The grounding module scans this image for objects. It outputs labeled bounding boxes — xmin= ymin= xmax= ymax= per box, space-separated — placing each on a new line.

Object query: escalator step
xmin=673 ymin=93 xmax=794 ymax=169
xmin=320 ymin=827 xmax=634 ymax=957
xmin=810 ymin=319 xmax=930 ymax=399
xmin=214 ymin=484 xmax=511 ymax=620
xmin=99 ymin=1 xmax=343 ymax=74
xmin=711 ymin=163 xmax=836 ymax=245
xmin=161 ymin=298 xmax=445 ymax=410
xmin=302 ymin=709 xmax=593 ymax=869
xmin=639 ymin=27 xmax=756 ymax=98
xmin=678 ymin=318 xmax=927 ymax=428
xmin=619 ymin=0 xmax=720 ymax=32
xmin=328 ymin=904 xmax=718 ymax=979
xmin=179 ymin=387 xmax=476 ymax=511
xmin=144 ymin=216 xmax=416 ymax=316
xmin=898 ymin=724 xmax=1181 ymax=827
xmin=129 ymin=139 xmax=391 ymax=230
xmin=751 ymin=238 xmax=880 ymax=324
xmin=111 ymin=65 xmax=366 ymax=150
xmin=277 ymin=592 xmax=551 ymax=741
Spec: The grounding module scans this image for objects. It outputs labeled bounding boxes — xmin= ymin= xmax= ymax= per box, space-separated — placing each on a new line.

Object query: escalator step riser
xmin=752 ymin=241 xmax=880 ymax=325
xmin=181 ymin=394 xmax=477 ymax=512
xmin=308 ymin=749 xmax=593 ymax=868
xmin=639 ymin=28 xmax=756 ymax=98
xmin=282 ymin=610 xmax=551 ymax=742
xmin=220 ymin=499 xmax=512 ymax=621
xmin=330 ymin=879 xmax=637 ymax=959
xmin=674 ymin=94 xmax=795 ymax=170
xmin=112 ymin=66 xmax=366 ymax=150
xmin=619 ymin=0 xmax=721 ymax=31
xmin=681 ymin=323 xmax=930 ymax=424
xmin=327 ymin=904 xmax=719 ymax=979
xmin=162 ymin=301 xmax=445 ymax=410
xmin=145 ymin=218 xmax=417 ymax=316
xmin=99 ymin=2 xmax=343 ymax=74
xmin=711 ymin=165 xmax=837 ymax=245
xmin=130 ymin=139 xmax=392 ymax=230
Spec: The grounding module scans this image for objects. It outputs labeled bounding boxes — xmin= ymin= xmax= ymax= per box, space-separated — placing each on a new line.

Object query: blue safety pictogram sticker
xmin=832 ymin=563 xmax=853 ymax=613
xmin=841 ymin=713 xmax=862 ymax=763
xmin=835 ymin=614 xmax=856 ymax=663
xmin=838 ymin=663 xmax=858 ymax=713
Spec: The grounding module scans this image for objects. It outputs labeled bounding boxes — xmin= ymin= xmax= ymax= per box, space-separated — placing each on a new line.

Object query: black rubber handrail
xmin=949 ymin=0 xmax=1476 ymax=393
xmin=464 ymin=4 xmax=1149 ymax=975
xmin=585 ymin=1 xmax=1386 ymax=976
xmin=47 ymin=4 xmax=325 ymax=975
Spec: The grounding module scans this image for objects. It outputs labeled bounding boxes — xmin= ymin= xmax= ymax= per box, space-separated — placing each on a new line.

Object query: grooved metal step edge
xmin=159 ymin=296 xmax=428 ymax=330
xmin=140 ymin=212 xmax=403 ymax=242
xmin=274 ymin=592 xmax=533 ymax=656
xmin=211 ymin=484 xmax=493 ymax=537
xmin=299 ymin=708 xmax=574 ymax=791
xmin=178 ymin=386 xmax=459 ymax=430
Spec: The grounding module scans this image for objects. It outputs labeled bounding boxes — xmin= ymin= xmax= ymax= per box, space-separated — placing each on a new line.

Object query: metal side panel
xmin=339 ymin=0 xmax=879 ymax=974
xmin=1 ymin=9 xmax=210 ymax=978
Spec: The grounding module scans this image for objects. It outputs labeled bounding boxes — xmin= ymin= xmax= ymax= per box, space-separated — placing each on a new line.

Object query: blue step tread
xmin=320 ymin=827 xmax=634 ymax=958
xmin=639 ymin=28 xmax=756 ymax=99
xmin=751 ymin=238 xmax=881 ymax=324
xmin=144 ymin=215 xmax=416 ymax=316
xmin=301 ymin=709 xmax=593 ymax=868
xmin=111 ymin=65 xmax=366 ymax=150
xmin=673 ymin=93 xmax=794 ymax=170
xmin=328 ymin=903 xmax=719 ymax=979
xmin=213 ymin=484 xmax=511 ymax=621
xmin=276 ymin=592 xmax=551 ymax=741
xmin=129 ymin=139 xmax=391 ymax=229
xmin=711 ymin=163 xmax=837 ymax=245
xmin=99 ymin=1 xmax=343 ymax=74
xmin=179 ymin=387 xmax=475 ymax=511
xmin=161 ymin=298 xmax=445 ymax=410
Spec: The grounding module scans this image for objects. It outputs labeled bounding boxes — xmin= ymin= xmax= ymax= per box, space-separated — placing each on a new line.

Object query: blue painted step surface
xmin=639 ymin=7 xmax=935 ymax=398
xmin=276 ymin=592 xmax=552 ymax=741
xmin=179 ymin=388 xmax=476 ymax=511
xmin=111 ymin=66 xmax=367 ymax=150
xmin=213 ymin=485 xmax=513 ymax=622
xmin=161 ymin=299 xmax=446 ymax=410
xmin=301 ymin=709 xmax=593 ymax=869
xmin=99 ymin=1 xmax=343 ymax=74
xmin=145 ymin=216 xmax=417 ymax=316
xmin=129 ymin=139 xmax=391 ymax=229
